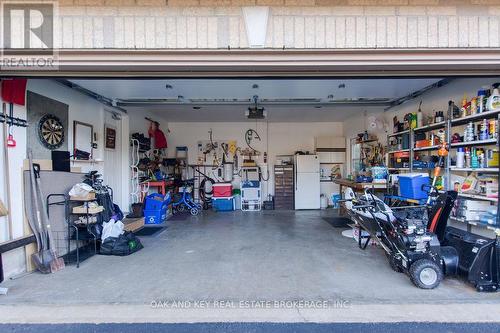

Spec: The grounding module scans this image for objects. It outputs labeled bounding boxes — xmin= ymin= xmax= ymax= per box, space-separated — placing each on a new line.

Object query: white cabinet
xmin=315 ymin=136 xmax=346 ymax=150
xmin=317 ymin=152 xmax=346 ymax=163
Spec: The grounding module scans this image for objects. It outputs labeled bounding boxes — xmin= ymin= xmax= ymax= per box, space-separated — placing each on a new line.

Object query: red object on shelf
xmin=213 ymin=183 xmax=233 ymax=197
xmin=394 ymin=151 xmax=410 ymax=158
xmin=415 ymin=140 xmax=431 ymax=148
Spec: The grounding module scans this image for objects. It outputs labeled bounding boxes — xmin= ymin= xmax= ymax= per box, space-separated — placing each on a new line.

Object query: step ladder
xmin=175 ymin=146 xmax=188 ymax=178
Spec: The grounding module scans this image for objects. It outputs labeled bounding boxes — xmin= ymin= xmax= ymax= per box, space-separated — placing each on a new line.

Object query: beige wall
xmin=164 ymin=121 xmax=344 ymax=197
xmin=17 ymin=1 xmax=499 ymax=49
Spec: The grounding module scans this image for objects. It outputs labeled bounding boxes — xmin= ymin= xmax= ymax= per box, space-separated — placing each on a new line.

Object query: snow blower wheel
xmin=409 ymin=259 xmax=443 ymax=289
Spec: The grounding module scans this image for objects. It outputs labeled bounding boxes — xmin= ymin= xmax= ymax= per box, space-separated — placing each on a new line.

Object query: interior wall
xmin=165 ymin=121 xmax=344 ymax=198
xmin=0 ymin=79 xmax=129 ymax=279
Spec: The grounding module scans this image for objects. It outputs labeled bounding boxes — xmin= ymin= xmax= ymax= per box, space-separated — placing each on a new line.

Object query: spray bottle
xmin=417 ymin=101 xmax=423 ymax=128
xmin=487 ymin=83 xmax=500 ymax=112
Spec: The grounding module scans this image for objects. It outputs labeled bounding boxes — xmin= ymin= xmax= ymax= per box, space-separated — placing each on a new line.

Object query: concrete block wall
xmin=36 ymin=1 xmax=500 ymax=49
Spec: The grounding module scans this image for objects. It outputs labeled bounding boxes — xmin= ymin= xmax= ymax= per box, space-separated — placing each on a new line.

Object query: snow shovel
xmin=28 ymin=152 xmax=65 ymax=273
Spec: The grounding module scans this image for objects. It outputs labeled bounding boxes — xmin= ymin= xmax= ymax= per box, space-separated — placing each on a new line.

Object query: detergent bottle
xmin=487 ymin=83 xmax=500 ymax=112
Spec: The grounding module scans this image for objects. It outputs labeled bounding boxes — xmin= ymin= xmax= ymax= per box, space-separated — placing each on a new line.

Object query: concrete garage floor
xmin=1 ymin=210 xmax=500 ymax=323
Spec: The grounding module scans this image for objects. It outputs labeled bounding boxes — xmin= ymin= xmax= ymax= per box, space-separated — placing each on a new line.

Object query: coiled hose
xmin=199 ymin=176 xmax=215 ymax=209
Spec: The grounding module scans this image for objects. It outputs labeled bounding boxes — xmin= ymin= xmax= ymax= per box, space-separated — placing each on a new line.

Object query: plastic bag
xmin=101 ymin=218 xmax=124 ymax=242
xmin=69 ymin=183 xmax=95 ymax=197
xmin=100 ymin=232 xmax=143 ymax=256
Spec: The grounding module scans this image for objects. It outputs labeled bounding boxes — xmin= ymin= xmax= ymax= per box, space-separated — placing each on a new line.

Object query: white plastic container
xmin=456 ymin=148 xmax=465 ymax=168
xmin=487 ymin=83 xmax=500 ymax=111
xmin=320 ymin=194 xmax=328 ymax=209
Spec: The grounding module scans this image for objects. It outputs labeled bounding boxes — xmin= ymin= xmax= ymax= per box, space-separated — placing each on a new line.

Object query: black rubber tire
xmin=409 ymin=259 xmax=443 ymax=289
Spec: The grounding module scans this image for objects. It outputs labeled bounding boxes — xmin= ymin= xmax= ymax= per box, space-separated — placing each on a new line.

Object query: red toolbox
xmin=213 ymin=183 xmax=233 ymax=197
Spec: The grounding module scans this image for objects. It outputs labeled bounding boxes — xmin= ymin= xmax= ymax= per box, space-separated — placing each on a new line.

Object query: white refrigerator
xmin=294 ymin=154 xmax=321 ymax=210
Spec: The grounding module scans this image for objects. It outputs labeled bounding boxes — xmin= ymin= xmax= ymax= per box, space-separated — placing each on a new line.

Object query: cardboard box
xmin=70 ymin=192 xmax=96 ymax=201
xmin=72 ymin=205 xmax=104 ymax=214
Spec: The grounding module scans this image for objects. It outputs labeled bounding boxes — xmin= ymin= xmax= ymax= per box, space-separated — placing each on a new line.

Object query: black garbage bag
xmin=100 ymin=231 xmax=143 ymax=256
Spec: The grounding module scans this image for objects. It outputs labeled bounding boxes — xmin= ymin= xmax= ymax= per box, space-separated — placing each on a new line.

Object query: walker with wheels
xmin=172 ymin=179 xmax=202 ymax=216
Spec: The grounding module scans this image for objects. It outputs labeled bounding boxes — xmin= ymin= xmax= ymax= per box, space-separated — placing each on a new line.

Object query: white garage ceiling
xmin=67 ymin=78 xmax=442 ymax=122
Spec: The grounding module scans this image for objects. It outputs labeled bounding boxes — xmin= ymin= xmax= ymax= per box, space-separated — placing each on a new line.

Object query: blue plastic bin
xmin=144 ymin=206 xmax=168 ymax=224
xmin=399 ymin=174 xmax=430 ymax=200
xmin=212 ymin=197 xmax=234 ymax=212
xmin=144 ymin=193 xmax=165 ymax=211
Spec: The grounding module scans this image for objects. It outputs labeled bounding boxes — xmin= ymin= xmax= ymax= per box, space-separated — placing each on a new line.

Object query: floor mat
xmin=322 ymin=217 xmax=352 ymax=228
xmin=168 ymin=212 xmax=191 ymax=221
xmin=134 ymin=226 xmax=166 ymax=236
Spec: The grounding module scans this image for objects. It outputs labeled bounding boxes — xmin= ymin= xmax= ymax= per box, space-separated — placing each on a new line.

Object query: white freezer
xmin=294 ymin=155 xmax=320 ymax=210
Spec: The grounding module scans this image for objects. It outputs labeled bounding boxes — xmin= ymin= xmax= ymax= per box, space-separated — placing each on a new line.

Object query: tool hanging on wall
xmin=1 ymin=79 xmax=27 ymax=246
xmin=7 ymin=103 xmax=16 ymax=147
xmin=245 ymin=129 xmax=261 ymax=153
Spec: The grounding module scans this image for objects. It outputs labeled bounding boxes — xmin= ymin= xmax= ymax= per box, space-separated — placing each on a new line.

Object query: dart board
xmin=38 ymin=114 xmax=65 ymax=149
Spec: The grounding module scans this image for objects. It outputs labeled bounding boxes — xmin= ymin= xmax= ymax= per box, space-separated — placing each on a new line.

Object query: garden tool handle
xmin=33 ymin=163 xmax=41 ymax=179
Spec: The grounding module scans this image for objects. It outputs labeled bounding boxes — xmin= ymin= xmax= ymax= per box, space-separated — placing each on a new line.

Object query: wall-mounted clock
xmin=38 ymin=114 xmax=65 ymax=150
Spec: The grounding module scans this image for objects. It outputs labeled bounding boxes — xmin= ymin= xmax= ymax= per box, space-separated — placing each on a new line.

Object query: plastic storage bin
xmin=144 ymin=193 xmax=170 ymax=224
xmin=144 ymin=193 xmax=165 ymax=211
xmin=144 ymin=206 xmax=168 ymax=224
xmin=399 ymin=174 xmax=430 ymax=200
xmin=212 ymin=196 xmax=234 ymax=211
xmin=213 ymin=183 xmax=233 ymax=197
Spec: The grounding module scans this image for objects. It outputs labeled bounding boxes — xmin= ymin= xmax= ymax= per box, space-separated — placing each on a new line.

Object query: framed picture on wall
xmin=105 ymin=125 xmax=116 ymax=150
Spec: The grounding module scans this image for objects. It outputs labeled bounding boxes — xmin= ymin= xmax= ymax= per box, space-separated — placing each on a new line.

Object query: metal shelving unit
xmin=386 ymin=129 xmax=411 ymax=173
xmin=386 ymin=106 xmax=500 ymax=234
xmin=447 ymin=109 xmax=500 ymax=234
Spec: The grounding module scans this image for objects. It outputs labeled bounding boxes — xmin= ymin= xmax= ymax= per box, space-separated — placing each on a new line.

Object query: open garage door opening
xmin=1 ymin=74 xmax=499 ymax=324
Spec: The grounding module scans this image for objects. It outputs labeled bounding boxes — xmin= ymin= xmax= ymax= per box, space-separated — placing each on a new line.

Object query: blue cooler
xmin=212 ymin=196 xmax=234 ymax=212
xmin=399 ymin=174 xmax=430 ymax=200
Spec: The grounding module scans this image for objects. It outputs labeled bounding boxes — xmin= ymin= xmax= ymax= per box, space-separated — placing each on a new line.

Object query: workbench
xmin=334 ymin=179 xmax=387 ymax=215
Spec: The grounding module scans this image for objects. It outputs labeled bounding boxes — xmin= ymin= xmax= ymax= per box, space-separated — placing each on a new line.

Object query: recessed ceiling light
xmin=165 ymin=84 xmax=173 ymax=89
xmin=252 ymin=84 xmax=259 ymax=89
xmin=193 ymin=106 xmax=201 ymax=110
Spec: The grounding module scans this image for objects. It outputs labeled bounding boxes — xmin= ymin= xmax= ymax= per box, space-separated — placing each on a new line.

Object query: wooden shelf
xmin=451 ymin=109 xmax=500 ymax=127
xmin=71 ymin=159 xmax=103 ymax=163
xmin=451 ymin=138 xmax=497 ymax=148
xmin=356 ymin=139 xmax=378 ymax=144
